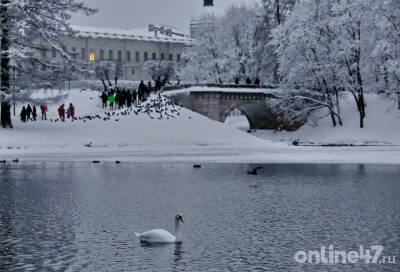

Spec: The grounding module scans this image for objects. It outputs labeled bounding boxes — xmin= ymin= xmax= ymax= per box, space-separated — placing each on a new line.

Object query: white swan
xmin=135 ymin=214 xmax=184 ymax=243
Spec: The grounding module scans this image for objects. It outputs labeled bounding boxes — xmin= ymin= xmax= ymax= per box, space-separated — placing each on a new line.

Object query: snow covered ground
xmin=253 ymin=93 xmax=400 ymax=146
xmin=1 ymin=89 xmax=400 ymax=164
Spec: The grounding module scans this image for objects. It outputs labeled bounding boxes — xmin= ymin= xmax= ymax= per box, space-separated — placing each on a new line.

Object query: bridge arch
xmin=234 ymin=104 xmax=277 ymax=130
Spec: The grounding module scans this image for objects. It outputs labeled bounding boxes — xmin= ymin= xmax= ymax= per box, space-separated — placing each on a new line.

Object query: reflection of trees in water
xmin=0 ymin=163 xmax=79 ymax=271
xmin=0 ymin=166 xmax=17 ymax=270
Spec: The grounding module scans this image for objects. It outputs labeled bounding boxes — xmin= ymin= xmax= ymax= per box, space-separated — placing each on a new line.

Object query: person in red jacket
xmin=58 ymin=104 xmax=65 ymax=121
xmin=40 ymin=104 xmax=48 ymax=120
xmin=67 ymin=103 xmax=75 ymax=121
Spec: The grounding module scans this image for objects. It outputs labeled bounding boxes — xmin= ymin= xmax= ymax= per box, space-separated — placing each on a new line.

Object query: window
xmin=52 ymin=48 xmax=57 ymax=58
xmin=99 ymin=49 xmax=105 ymax=61
xmin=169 ymin=53 xmax=173 ymax=61
xmin=109 ymin=50 xmax=113 ymax=61
xmin=71 ymin=47 xmax=77 ymax=60
xmin=131 ymin=68 xmax=135 ymax=75
xmin=161 ymin=53 xmax=165 ymax=61
xmin=81 ymin=48 xmax=86 ymax=61
xmin=89 ymin=49 xmax=96 ymax=62
xmin=42 ymin=49 xmax=47 ymax=58
xmin=177 ymin=54 xmax=181 ymax=62
xmin=127 ymin=51 xmax=131 ymax=62
xmin=117 ymin=50 xmax=122 ymax=61
xmin=71 ymin=65 xmax=76 ymax=72
xmin=144 ymin=52 xmax=148 ymax=61
xmin=152 ymin=52 xmax=156 ymax=60
xmin=135 ymin=51 xmax=140 ymax=62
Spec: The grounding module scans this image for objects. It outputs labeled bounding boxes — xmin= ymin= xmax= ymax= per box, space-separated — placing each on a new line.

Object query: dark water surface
xmin=0 ymin=163 xmax=399 ymax=272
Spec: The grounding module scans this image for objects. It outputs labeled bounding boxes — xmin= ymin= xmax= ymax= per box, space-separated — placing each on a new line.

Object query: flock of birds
xmin=50 ymin=94 xmax=185 ymax=124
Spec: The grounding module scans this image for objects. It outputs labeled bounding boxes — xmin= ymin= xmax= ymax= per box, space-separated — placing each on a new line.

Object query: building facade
xmin=39 ymin=25 xmax=191 ymax=81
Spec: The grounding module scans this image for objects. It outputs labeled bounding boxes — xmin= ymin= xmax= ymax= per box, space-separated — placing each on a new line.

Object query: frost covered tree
xmin=271 ymin=0 xmax=396 ymax=128
xmin=272 ymin=0 xmax=344 ymax=127
xmin=179 ymin=14 xmax=223 ymax=84
xmin=218 ymin=6 xmax=258 ymax=82
xmin=179 ymin=5 xmax=258 ymax=84
xmin=0 ymin=0 xmax=95 ymax=128
xmin=371 ymin=0 xmax=400 ymax=101
xmin=252 ymin=0 xmax=296 ymax=83
xmin=144 ymin=60 xmax=175 ymax=90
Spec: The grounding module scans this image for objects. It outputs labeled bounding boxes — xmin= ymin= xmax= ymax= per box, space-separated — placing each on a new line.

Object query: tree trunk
xmin=0 ymin=0 xmax=13 ymax=128
xmin=275 ymin=0 xmax=281 ymax=25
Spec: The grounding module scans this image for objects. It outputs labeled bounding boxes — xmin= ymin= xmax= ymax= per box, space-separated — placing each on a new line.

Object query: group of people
xmin=20 ymin=104 xmax=37 ymax=122
xmin=57 ymin=103 xmax=75 ymax=121
xmin=20 ymin=104 xmax=50 ymax=122
xmin=235 ymin=77 xmax=261 ymax=85
xmin=100 ymin=80 xmax=154 ymax=110
xmin=19 ymin=103 xmax=75 ymax=123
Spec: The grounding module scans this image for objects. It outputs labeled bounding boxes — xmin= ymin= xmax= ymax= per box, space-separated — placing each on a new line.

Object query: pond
xmin=0 ymin=163 xmax=399 ymax=272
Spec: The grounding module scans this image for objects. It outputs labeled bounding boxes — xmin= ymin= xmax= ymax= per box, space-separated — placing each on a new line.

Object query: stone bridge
xmin=162 ymin=84 xmax=280 ymax=129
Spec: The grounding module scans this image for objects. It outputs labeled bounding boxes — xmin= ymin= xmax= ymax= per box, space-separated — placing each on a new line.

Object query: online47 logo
xmin=294 ymin=245 xmax=397 ymax=265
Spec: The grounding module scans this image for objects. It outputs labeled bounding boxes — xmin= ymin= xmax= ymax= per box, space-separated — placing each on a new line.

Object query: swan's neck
xmin=175 ymin=221 xmax=182 ymax=241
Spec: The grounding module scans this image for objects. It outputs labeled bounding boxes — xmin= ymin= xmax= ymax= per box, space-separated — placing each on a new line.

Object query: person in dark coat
xmin=254 ymin=78 xmax=260 ymax=85
xmin=100 ymin=92 xmax=108 ymax=108
xmin=20 ymin=106 xmax=27 ymax=122
xmin=235 ymin=77 xmax=240 ymax=84
xmin=246 ymin=77 xmax=251 ymax=85
xmin=32 ymin=106 xmax=37 ymax=121
xmin=132 ymin=89 xmax=137 ymax=105
xmin=138 ymin=81 xmax=146 ymax=102
xmin=67 ymin=103 xmax=75 ymax=120
xmin=58 ymin=104 xmax=65 ymax=121
xmin=126 ymin=91 xmax=132 ymax=108
xmin=26 ymin=104 xmax=33 ymax=121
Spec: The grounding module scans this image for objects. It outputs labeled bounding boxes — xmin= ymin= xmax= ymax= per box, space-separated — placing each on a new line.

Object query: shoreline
xmin=1 ymin=145 xmax=400 ymax=165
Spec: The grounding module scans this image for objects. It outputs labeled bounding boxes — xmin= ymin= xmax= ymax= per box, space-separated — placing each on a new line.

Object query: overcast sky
xmin=71 ymin=0 xmax=260 ymax=34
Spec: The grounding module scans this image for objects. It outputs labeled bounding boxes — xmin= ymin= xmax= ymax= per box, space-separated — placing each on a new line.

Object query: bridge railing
xmin=161 ymin=83 xmax=277 ymax=93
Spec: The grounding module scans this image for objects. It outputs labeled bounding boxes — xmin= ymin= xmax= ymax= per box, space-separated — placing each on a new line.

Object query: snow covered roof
xmin=70 ymin=25 xmax=192 ymax=44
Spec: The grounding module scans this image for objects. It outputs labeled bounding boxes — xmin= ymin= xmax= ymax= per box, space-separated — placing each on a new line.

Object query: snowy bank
xmin=253 ymin=93 xmax=400 ymax=146
xmin=1 ymin=89 xmax=400 ymax=164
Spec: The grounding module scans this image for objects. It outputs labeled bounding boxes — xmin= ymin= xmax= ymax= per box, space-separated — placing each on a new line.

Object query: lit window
xmin=89 ymin=49 xmax=96 ymax=62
